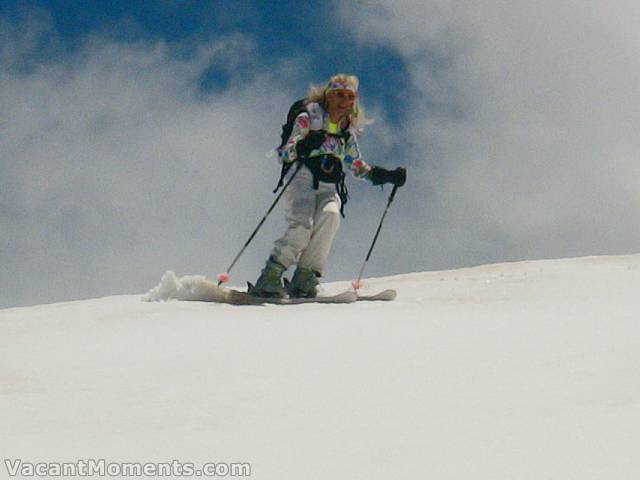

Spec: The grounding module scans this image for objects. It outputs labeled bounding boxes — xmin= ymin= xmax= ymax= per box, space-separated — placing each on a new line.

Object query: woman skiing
xmin=251 ymin=74 xmax=406 ymax=298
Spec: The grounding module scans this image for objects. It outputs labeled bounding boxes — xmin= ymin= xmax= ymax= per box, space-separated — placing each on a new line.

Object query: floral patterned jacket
xmin=278 ymin=102 xmax=372 ymax=180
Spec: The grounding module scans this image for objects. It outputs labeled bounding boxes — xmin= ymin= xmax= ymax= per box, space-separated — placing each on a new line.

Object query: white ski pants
xmin=270 ymin=166 xmax=341 ymax=276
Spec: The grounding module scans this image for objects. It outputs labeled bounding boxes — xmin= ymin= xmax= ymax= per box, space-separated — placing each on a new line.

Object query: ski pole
xmin=352 ymin=185 xmax=399 ymax=290
xmin=217 ymin=161 xmax=303 ymax=285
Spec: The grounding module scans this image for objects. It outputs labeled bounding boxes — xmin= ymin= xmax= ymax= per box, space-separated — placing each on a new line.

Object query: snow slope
xmin=2 ymin=255 xmax=639 ymax=479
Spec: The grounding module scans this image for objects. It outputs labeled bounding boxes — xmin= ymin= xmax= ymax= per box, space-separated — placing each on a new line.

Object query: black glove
xmin=295 ymin=130 xmax=326 ymax=159
xmin=370 ymin=166 xmax=407 ymax=187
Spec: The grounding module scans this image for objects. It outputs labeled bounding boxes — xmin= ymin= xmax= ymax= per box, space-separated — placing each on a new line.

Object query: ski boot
xmin=287 ymin=267 xmax=320 ymax=298
xmin=250 ymin=257 xmax=287 ymax=298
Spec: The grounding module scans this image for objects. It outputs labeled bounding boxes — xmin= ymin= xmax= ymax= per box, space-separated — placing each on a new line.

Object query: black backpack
xmin=278 ymin=98 xmax=309 ymax=153
xmin=273 ymin=98 xmax=311 ymax=193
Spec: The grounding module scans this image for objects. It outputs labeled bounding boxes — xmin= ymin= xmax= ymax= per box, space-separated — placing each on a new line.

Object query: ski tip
xmin=356 ymin=289 xmax=397 ymax=301
xmin=380 ymin=289 xmax=397 ymax=301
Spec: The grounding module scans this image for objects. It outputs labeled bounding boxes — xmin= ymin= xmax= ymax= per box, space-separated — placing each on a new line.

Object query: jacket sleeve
xmin=343 ymin=131 xmax=373 ymax=180
xmin=279 ymin=113 xmax=311 ymax=163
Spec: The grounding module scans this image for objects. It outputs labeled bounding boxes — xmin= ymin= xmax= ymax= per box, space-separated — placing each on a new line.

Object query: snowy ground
xmin=2 ymin=255 xmax=639 ymax=479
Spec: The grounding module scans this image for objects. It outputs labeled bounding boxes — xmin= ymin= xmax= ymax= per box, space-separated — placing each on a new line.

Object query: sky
xmin=2 ymin=0 xmax=640 ymax=308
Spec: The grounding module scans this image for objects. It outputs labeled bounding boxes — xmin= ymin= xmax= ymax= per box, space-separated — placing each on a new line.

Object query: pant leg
xmin=297 ymin=187 xmax=341 ymax=276
xmin=270 ymin=168 xmax=316 ymax=269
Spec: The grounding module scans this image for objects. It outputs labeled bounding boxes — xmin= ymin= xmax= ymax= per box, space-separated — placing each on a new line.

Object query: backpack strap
xmin=273 ymin=162 xmax=293 ymax=193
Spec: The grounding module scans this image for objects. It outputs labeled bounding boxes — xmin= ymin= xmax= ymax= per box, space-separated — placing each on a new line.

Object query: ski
xmin=224 ymin=288 xmax=396 ymax=305
xmin=226 ymin=289 xmax=357 ymax=305
xmin=356 ymin=289 xmax=397 ymax=302
xmin=169 ymin=277 xmax=395 ymax=305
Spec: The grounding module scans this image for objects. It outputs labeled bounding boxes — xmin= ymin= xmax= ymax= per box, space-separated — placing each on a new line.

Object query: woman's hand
xmin=370 ymin=166 xmax=407 ymax=187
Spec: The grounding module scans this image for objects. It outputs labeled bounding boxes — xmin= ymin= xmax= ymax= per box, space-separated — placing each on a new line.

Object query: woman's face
xmin=325 ymin=89 xmax=357 ymax=121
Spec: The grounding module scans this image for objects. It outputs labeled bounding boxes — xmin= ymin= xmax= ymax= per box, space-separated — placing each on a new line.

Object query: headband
xmin=326 ymin=81 xmax=358 ymax=93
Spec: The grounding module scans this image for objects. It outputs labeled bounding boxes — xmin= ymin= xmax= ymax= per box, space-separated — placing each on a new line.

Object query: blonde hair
xmin=306 ymin=73 xmax=373 ymax=134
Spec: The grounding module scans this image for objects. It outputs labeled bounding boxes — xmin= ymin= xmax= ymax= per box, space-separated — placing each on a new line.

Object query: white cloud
xmin=338 ymin=0 xmax=640 ymax=270
xmin=0 ymin=11 xmax=310 ymax=307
